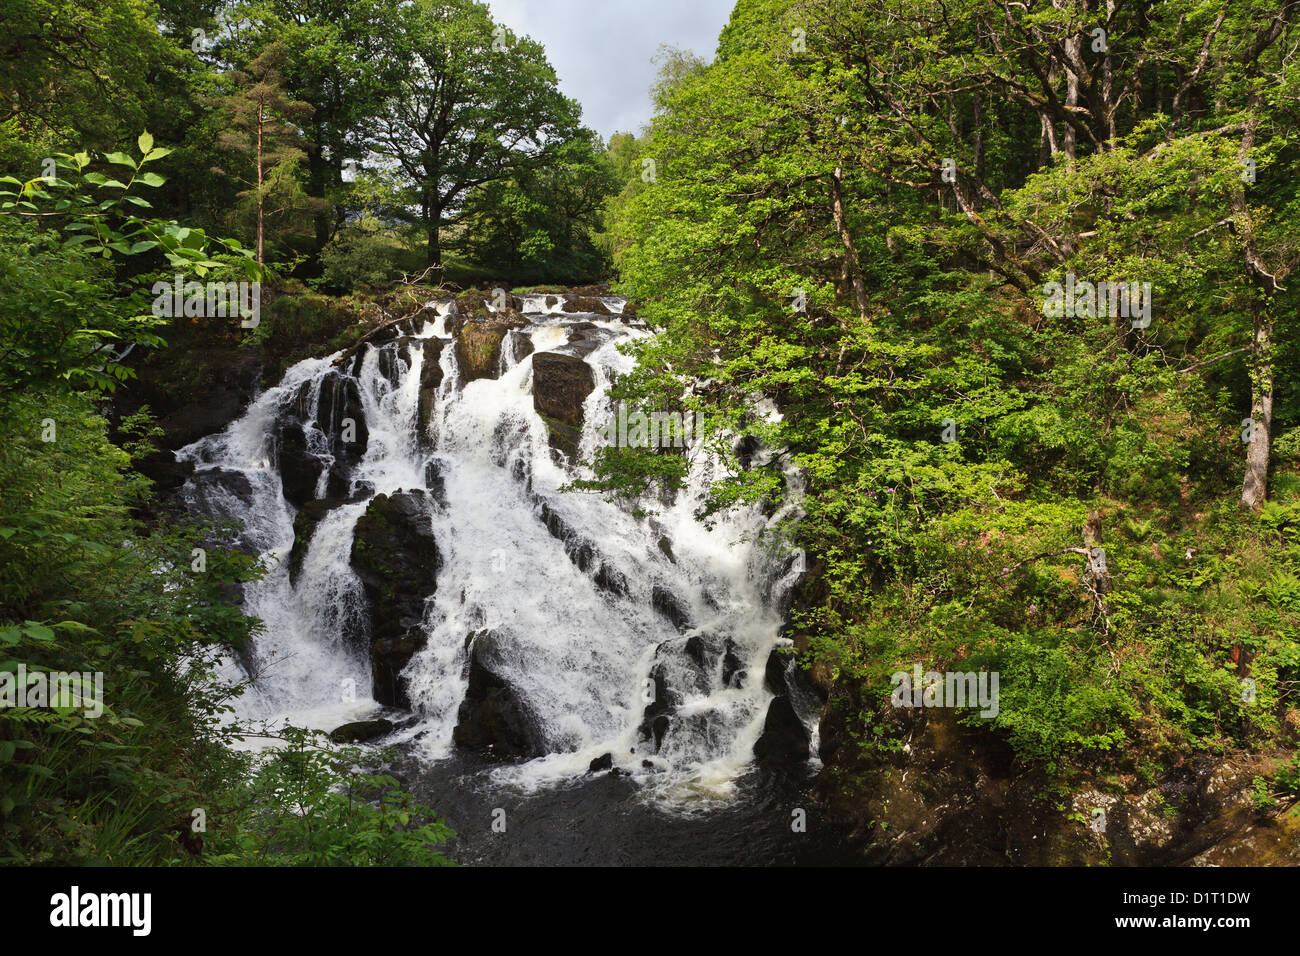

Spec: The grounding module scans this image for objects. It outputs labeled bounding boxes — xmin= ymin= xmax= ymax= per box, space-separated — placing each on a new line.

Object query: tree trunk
xmin=1233 ymin=91 xmax=1284 ymax=510
xmin=1241 ymin=305 xmax=1274 ymax=511
xmin=256 ymin=101 xmax=265 ymax=267
xmin=829 ymin=166 xmax=868 ymax=320
xmin=426 ymin=222 xmax=441 ymax=268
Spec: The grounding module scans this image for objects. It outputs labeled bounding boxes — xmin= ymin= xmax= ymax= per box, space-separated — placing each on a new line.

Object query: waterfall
xmin=176 ymin=294 xmax=816 ymax=803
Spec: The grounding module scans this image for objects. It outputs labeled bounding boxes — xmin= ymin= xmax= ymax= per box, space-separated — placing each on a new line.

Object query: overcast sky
xmin=485 ymin=0 xmax=736 ymax=140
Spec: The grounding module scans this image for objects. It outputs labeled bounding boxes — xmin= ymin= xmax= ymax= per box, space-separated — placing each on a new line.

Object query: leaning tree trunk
xmin=1234 ymin=91 xmax=1284 ymax=511
xmin=1241 ymin=304 xmax=1274 ymax=511
xmin=256 ymin=101 xmax=265 ymax=267
xmin=829 ymin=165 xmax=868 ymax=320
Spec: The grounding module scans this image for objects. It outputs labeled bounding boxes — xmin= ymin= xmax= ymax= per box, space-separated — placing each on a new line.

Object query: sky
xmin=485 ymin=0 xmax=736 ymax=140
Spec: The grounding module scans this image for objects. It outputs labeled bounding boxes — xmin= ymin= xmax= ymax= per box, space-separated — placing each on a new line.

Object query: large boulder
xmin=417 ymin=337 xmax=445 ymax=437
xmin=329 ymin=718 xmax=394 ymax=744
xmin=275 ymin=421 xmax=323 ymax=508
xmin=562 ymin=295 xmax=612 ymax=315
xmin=453 ymin=629 xmax=546 ymax=759
xmin=349 ymin=491 xmax=439 ymax=707
xmin=752 ymin=648 xmax=814 ymax=767
xmin=288 ymin=497 xmax=344 ymax=585
xmin=453 ymin=311 xmax=528 ymax=383
xmin=315 ymin=370 xmax=369 ymax=497
xmin=531 ymin=352 xmax=595 ymax=457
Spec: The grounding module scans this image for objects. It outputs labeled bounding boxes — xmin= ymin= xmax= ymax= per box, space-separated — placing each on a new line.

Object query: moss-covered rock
xmin=452 ymin=310 xmax=528 ymax=383
xmin=531 ymin=351 xmax=594 ymax=457
xmin=561 ymin=294 xmax=612 ymax=315
xmin=349 ymin=491 xmax=439 ymax=707
xmin=417 ymin=337 xmax=445 ymax=437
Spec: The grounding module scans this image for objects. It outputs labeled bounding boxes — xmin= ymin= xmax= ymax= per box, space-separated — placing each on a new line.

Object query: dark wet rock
xmin=753 ymin=646 xmax=819 ymax=767
xmin=589 ymin=753 xmax=614 ymax=773
xmin=594 ymin=562 xmax=628 ymax=597
xmin=651 ymin=585 xmax=692 ymax=632
xmin=735 ymin=435 xmax=762 ymax=471
xmin=137 ymin=450 xmax=195 ymax=499
xmin=423 ymin=458 xmax=447 ymax=508
xmin=562 ymin=295 xmax=612 ymax=315
xmin=536 ymin=501 xmax=628 ymax=594
xmin=350 ymin=491 xmax=439 ymax=708
xmin=315 ymin=371 xmax=369 ymax=498
xmin=417 ymin=337 xmax=445 ymax=437
xmin=275 ymin=421 xmax=324 ymax=508
xmin=127 ymin=345 xmax=264 ymax=449
xmin=764 ymin=647 xmax=790 ymax=695
xmin=722 ymin=640 xmax=746 ymax=688
xmin=557 ymin=325 xmax=617 ymax=360
xmin=511 ymin=455 xmax=533 ymax=493
xmin=531 ymin=352 xmax=595 ymax=457
xmin=454 ymin=629 xmax=546 ymax=759
xmin=752 ymin=693 xmax=809 ymax=767
xmin=187 ymin=466 xmax=256 ymax=510
xmin=329 ymin=718 xmax=394 ymax=744
xmin=288 ymin=497 xmax=343 ymax=585
xmin=371 ymin=634 xmax=428 ymax=710
xmin=684 ymin=635 xmax=712 ymax=670
xmin=506 ymin=329 xmax=534 ymax=364
xmin=657 ymin=536 xmax=676 ymax=563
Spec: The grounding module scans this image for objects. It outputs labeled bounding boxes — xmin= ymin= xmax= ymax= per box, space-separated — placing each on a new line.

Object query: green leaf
xmin=138 ymin=131 xmax=154 ymax=155
xmin=22 ymin=624 xmax=55 ymax=642
xmin=104 ymin=152 xmax=137 ymax=167
xmin=137 ymin=172 xmax=165 ymax=188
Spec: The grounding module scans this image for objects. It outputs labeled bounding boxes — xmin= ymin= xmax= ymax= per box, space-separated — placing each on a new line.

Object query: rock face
xmin=329 ymin=718 xmax=394 ymax=744
xmin=531 ymin=351 xmax=595 ymax=457
xmin=562 ymin=295 xmax=612 ymax=315
xmin=349 ymin=491 xmax=439 ymax=707
xmin=274 ymin=369 xmax=370 ymax=505
xmin=276 ymin=422 xmax=322 ymax=508
xmin=316 ymin=371 xmax=369 ymax=493
xmin=288 ymin=497 xmax=342 ymax=585
xmin=417 ymin=337 xmax=445 ymax=437
xmin=453 ymin=311 xmax=528 ymax=383
xmin=454 ymin=629 xmax=546 ymax=759
xmin=752 ymin=648 xmax=814 ymax=767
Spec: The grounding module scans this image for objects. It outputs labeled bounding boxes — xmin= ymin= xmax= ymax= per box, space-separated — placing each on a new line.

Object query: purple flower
xmin=885 ymin=486 xmax=896 ymax=494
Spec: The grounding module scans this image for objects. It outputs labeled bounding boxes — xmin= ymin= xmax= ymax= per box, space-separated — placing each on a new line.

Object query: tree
xmin=212 ymin=42 xmax=316 ymax=265
xmin=599 ymin=0 xmax=1300 ymax=772
xmin=374 ymin=0 xmax=579 ymax=268
xmin=458 ymin=128 xmax=619 ymax=284
xmin=227 ymin=0 xmax=407 ymax=255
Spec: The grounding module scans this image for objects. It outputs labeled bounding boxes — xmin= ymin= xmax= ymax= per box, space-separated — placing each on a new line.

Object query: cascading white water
xmin=177 ymin=294 xmax=814 ymax=802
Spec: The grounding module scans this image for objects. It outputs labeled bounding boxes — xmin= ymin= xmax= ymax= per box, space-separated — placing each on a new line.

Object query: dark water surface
xmin=399 ymin=752 xmax=862 ymax=866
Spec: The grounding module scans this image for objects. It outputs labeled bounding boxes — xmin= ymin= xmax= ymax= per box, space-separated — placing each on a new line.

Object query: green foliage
xmin=317 ymin=215 xmax=413 ymax=291
xmin=208 ymin=729 xmax=454 ymax=866
xmin=0 ymin=138 xmax=450 ymax=865
xmin=598 ymin=0 xmax=1300 ymax=780
xmin=459 ymin=129 xmax=620 ymax=284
